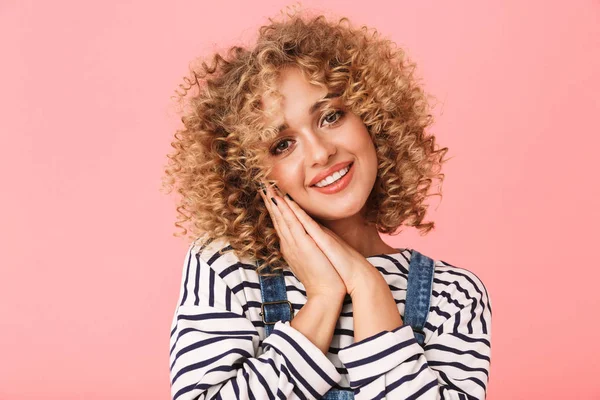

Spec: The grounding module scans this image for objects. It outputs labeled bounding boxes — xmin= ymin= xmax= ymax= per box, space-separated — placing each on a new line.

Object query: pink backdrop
xmin=1 ymin=1 xmax=599 ymax=399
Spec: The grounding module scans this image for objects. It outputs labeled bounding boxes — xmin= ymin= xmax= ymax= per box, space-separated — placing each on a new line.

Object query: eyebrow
xmin=275 ymin=92 xmax=340 ymax=135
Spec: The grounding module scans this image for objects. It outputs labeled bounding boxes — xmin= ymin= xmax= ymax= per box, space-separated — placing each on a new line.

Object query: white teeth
xmin=315 ymin=164 xmax=351 ymax=188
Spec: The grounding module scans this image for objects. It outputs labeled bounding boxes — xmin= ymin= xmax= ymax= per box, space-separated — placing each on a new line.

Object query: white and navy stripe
xmin=169 ymin=237 xmax=492 ymax=399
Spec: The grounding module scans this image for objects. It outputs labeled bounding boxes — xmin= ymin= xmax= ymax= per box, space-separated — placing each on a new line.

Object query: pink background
xmin=1 ymin=1 xmax=599 ymax=399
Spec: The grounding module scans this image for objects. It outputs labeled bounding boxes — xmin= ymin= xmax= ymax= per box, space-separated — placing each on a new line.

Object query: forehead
xmin=260 ymin=68 xmax=333 ymax=126
xmin=278 ymin=67 xmax=326 ymax=97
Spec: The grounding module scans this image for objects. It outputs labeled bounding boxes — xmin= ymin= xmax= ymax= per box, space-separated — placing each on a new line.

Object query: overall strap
xmin=404 ymin=249 xmax=435 ymax=347
xmin=256 ymin=261 xmax=294 ymax=337
xmin=257 ymin=260 xmax=354 ymax=399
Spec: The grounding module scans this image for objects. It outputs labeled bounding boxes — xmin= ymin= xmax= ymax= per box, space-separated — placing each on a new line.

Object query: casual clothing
xmin=169 ymin=236 xmax=492 ymax=399
xmin=258 ymin=245 xmax=437 ymax=400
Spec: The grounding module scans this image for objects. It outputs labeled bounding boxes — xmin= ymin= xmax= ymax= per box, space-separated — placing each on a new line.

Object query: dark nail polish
xmin=262 ymin=189 xmax=267 ymax=195
xmin=285 ymin=193 xmax=294 ymax=201
xmin=271 ymin=197 xmax=277 ymax=206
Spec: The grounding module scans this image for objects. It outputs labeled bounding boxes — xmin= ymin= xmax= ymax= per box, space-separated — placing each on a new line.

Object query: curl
xmin=161 ymin=7 xmax=450 ymax=277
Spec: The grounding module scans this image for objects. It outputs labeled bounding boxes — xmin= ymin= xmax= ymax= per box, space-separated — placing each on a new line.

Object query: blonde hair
xmin=161 ymin=8 xmax=450 ymax=277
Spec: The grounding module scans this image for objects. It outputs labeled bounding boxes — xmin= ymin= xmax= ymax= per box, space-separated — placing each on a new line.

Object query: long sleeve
xmin=337 ymin=270 xmax=492 ymax=399
xmin=169 ymin=244 xmax=342 ymax=400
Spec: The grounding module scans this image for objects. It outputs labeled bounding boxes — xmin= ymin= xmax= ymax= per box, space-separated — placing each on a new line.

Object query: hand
xmin=258 ymin=182 xmax=347 ymax=300
xmin=266 ymin=185 xmax=376 ymax=297
xmin=315 ymin=224 xmax=380 ymax=297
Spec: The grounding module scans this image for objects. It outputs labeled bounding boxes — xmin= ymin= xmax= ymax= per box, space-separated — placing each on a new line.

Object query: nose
xmin=304 ymin=129 xmax=337 ymax=166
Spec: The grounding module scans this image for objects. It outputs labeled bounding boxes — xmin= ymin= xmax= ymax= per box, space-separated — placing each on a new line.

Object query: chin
xmin=309 ymin=194 xmax=369 ymax=220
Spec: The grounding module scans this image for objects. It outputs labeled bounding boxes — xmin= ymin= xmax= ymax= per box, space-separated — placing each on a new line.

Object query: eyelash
xmin=269 ymin=110 xmax=346 ymax=156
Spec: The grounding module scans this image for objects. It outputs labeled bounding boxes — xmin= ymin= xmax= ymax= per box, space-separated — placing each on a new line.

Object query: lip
xmin=310 ymin=162 xmax=355 ymax=194
xmin=309 ymin=161 xmax=354 ymax=187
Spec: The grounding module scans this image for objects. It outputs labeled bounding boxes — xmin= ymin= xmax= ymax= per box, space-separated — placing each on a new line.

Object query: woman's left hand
xmin=278 ymin=189 xmax=378 ymax=297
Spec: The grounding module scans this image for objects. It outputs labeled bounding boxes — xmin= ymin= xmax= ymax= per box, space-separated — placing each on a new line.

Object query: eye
xmin=269 ymin=110 xmax=346 ymax=157
xmin=270 ymin=138 xmax=294 ymax=156
xmin=320 ymin=110 xmax=345 ymax=127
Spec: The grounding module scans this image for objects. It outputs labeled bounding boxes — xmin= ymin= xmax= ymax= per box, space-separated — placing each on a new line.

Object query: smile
xmin=311 ymin=162 xmax=355 ymax=194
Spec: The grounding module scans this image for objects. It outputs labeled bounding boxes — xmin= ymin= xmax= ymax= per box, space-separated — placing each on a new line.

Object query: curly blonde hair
xmin=161 ymin=9 xmax=450 ymax=278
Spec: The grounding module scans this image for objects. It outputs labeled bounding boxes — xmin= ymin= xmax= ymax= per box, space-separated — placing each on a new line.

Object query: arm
xmin=350 ymin=268 xmax=403 ymax=342
xmin=338 ymin=267 xmax=492 ymax=399
xmin=291 ymin=294 xmax=345 ymax=355
xmin=169 ymin=245 xmax=343 ymax=400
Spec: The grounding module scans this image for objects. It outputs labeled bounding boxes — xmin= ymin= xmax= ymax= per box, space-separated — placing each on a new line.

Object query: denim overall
xmin=257 ymin=248 xmax=435 ymax=399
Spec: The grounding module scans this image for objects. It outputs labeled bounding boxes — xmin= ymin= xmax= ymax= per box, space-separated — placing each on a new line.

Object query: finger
xmin=258 ymin=182 xmax=281 ymax=233
xmin=316 ymin=222 xmax=345 ymax=246
xmin=270 ymin=189 xmax=309 ymax=241
xmin=282 ymin=195 xmax=332 ymax=246
xmin=283 ymin=196 xmax=358 ymax=279
xmin=262 ymin=181 xmax=292 ymax=242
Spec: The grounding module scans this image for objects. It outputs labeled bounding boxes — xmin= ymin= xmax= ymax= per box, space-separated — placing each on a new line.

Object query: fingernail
xmin=258 ymin=182 xmax=266 ymax=195
xmin=285 ymin=193 xmax=294 ymax=201
xmin=271 ymin=197 xmax=278 ymax=206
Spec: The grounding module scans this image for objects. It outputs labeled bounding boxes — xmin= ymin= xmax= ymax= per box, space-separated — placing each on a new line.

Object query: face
xmin=261 ymin=67 xmax=379 ymax=222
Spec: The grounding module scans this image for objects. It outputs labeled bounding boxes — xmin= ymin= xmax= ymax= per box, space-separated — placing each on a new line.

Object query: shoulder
xmin=183 ymin=234 xmax=234 ymax=266
xmin=433 ymin=257 xmax=490 ymax=304
xmin=400 ymin=250 xmax=493 ymax=337
xmin=407 ymin=250 xmax=489 ymax=300
xmin=178 ymin=235 xmax=258 ymax=315
xmin=187 ymin=235 xmax=257 ymax=284
xmin=410 ymin=250 xmax=492 ymax=319
xmin=190 ymin=235 xmax=235 ymax=264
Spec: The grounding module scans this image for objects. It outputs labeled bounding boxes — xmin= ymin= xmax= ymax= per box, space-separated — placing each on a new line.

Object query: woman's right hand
xmin=259 ymin=182 xmax=347 ymax=301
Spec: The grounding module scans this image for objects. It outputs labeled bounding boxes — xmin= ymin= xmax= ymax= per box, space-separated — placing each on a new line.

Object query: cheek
xmin=351 ymin=126 xmax=376 ymax=153
xmin=353 ymin=129 xmax=379 ymax=173
xmin=344 ymin=116 xmax=372 ymax=145
xmin=269 ymin=160 xmax=305 ymax=186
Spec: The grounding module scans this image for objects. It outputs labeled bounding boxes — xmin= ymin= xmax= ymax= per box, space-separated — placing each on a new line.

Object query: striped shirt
xmin=169 ymin=237 xmax=492 ymax=399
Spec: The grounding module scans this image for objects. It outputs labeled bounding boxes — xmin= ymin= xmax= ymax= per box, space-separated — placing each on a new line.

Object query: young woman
xmin=164 ymin=10 xmax=492 ymax=400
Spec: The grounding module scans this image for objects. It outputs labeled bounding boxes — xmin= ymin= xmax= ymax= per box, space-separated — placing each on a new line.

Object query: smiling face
xmin=261 ymin=67 xmax=379 ymax=222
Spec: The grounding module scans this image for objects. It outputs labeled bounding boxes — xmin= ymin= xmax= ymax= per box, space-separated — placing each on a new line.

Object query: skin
xmin=261 ymin=67 xmax=399 ymax=259
xmin=257 ymin=67 xmax=405 ymax=339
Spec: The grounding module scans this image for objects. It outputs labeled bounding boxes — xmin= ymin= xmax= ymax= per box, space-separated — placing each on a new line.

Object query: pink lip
xmin=310 ymin=162 xmax=355 ymax=194
xmin=308 ymin=161 xmax=353 ymax=187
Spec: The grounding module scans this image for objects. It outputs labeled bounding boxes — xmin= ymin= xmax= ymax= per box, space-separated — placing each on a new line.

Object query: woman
xmin=164 ymin=10 xmax=492 ymax=400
